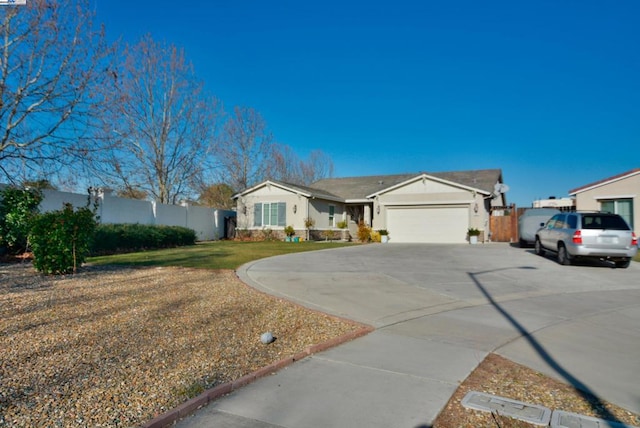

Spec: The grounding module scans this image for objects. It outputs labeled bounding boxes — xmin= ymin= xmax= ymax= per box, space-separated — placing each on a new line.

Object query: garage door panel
xmin=387 ymin=206 xmax=468 ymax=243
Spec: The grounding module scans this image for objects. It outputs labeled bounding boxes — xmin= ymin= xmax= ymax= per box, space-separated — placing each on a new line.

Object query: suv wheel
xmin=534 ymin=238 xmax=545 ymax=256
xmin=615 ymin=259 xmax=631 ymax=269
xmin=557 ymin=244 xmax=571 ymax=266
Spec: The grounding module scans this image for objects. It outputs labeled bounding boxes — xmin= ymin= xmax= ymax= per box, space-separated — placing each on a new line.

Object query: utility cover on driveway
xmin=551 ymin=410 xmax=639 ymax=428
xmin=461 ymin=391 xmax=552 ymax=426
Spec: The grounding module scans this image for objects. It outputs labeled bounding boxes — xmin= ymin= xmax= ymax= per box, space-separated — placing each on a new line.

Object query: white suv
xmin=535 ymin=212 xmax=637 ymax=268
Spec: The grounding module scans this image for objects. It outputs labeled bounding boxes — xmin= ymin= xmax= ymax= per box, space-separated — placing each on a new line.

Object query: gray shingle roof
xmin=309 ymin=173 xmax=417 ymax=200
xmin=268 ymin=180 xmax=343 ymax=201
xmin=310 ymin=169 xmax=502 ymax=200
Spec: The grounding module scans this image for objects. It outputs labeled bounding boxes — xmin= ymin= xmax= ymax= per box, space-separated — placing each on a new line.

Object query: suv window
xmin=582 ymin=214 xmax=630 ymax=230
xmin=554 ymin=214 xmax=569 ymax=229
xmin=567 ymin=214 xmax=577 ymax=229
xmin=546 ymin=214 xmax=563 ymax=229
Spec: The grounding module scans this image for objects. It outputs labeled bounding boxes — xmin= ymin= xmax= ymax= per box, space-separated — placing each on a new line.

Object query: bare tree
xmin=301 ymin=150 xmax=334 ymax=185
xmin=267 ymin=144 xmax=334 ymax=186
xmin=197 ymin=183 xmax=235 ymax=209
xmin=214 ymin=106 xmax=275 ymax=191
xmin=94 ymin=35 xmax=220 ymax=204
xmin=0 ymin=0 xmax=109 ymax=183
xmin=268 ymin=143 xmax=302 ymax=184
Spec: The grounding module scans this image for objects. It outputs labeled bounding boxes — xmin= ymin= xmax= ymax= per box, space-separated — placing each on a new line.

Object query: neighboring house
xmin=532 ymin=197 xmax=575 ymax=210
xmin=569 ymin=168 xmax=639 ymax=233
xmin=233 ymin=169 xmax=507 ymax=243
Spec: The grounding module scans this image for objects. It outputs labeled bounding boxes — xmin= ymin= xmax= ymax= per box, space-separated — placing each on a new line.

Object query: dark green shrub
xmin=90 ymin=224 xmax=196 ymax=255
xmin=29 ymin=203 xmax=97 ymax=274
xmin=0 ymin=187 xmax=43 ymax=254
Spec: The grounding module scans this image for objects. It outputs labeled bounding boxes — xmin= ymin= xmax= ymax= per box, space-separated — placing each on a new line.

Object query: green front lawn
xmin=88 ymin=240 xmax=354 ymax=270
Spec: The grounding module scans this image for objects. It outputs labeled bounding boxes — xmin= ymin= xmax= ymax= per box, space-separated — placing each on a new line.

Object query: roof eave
xmin=569 ymin=169 xmax=640 ymax=195
xmin=232 ymin=180 xmax=313 ymax=199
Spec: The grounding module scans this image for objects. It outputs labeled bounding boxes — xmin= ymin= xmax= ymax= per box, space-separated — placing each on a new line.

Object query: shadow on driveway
xmin=469 ymin=266 xmax=624 ymax=427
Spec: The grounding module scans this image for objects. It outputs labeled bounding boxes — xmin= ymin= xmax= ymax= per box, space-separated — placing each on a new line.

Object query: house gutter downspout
xmin=307 ymin=198 xmax=311 ymax=240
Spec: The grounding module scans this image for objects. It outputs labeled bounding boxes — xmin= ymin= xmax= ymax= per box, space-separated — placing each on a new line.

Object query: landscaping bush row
xmin=90 ymin=223 xmax=197 ymax=255
xmin=1 ymin=186 xmax=198 ymax=273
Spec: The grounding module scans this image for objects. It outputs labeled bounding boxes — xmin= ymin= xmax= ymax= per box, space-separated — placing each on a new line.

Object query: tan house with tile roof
xmin=233 ymin=169 xmax=507 ymax=243
xmin=569 ymin=168 xmax=639 ymax=233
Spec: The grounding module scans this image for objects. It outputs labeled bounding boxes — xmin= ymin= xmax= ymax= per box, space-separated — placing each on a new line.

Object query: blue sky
xmin=93 ymin=1 xmax=639 ymax=206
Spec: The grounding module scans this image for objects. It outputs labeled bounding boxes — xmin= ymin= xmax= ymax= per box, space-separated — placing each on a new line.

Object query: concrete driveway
xmin=177 ymin=243 xmax=640 ymax=428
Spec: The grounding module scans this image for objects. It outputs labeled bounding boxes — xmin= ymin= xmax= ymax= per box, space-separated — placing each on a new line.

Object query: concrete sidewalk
xmin=175 ymin=244 xmax=640 ymax=427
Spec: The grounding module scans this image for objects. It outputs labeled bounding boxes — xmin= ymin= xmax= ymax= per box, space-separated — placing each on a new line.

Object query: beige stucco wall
xmin=236 ymin=185 xmax=303 ymax=231
xmin=573 ymin=173 xmax=640 ymax=232
xmin=308 ymin=199 xmax=346 ymax=229
xmin=236 ymin=184 xmax=347 ymax=237
xmin=372 ymin=177 xmax=490 ymax=234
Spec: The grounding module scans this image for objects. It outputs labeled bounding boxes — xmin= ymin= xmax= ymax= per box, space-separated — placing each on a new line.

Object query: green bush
xmin=90 ymin=223 xmax=196 ymax=255
xmin=0 ymin=187 xmax=43 ymax=254
xmin=29 ymin=204 xmax=97 ymax=274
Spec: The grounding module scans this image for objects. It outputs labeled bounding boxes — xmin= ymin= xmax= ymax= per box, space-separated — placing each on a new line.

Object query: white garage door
xmin=386 ymin=206 xmax=469 ymax=243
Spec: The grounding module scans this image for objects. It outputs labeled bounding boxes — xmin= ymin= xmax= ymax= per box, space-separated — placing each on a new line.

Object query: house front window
xmin=254 ymin=202 xmax=286 ymax=227
xmin=600 ymin=199 xmax=633 ymax=228
xmin=329 ymin=205 xmax=335 ymax=227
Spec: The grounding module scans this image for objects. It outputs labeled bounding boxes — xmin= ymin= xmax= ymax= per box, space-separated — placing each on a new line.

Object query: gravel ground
xmin=0 ymin=263 xmax=362 ymax=427
xmin=3 ymin=262 xmax=639 ymax=428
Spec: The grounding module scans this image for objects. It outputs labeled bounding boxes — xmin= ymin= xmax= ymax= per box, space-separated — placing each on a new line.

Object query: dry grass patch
xmin=0 ymin=263 xmax=362 ymax=427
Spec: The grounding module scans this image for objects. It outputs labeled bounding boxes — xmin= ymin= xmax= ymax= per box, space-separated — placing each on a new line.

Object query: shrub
xmin=90 ymin=224 xmax=196 ymax=255
xmin=29 ymin=203 xmax=97 ymax=274
xmin=235 ymin=228 xmax=251 ymax=241
xmin=261 ymin=228 xmax=275 ymax=241
xmin=468 ymin=228 xmax=481 ymax=236
xmin=336 ymin=220 xmax=348 ymax=229
xmin=0 ymin=187 xmax=43 ymax=254
xmin=284 ymin=225 xmax=295 ymax=237
xmin=304 ymin=217 xmax=315 ymax=229
xmin=321 ymin=229 xmax=336 ymax=241
xmin=357 ymin=221 xmax=371 ymax=243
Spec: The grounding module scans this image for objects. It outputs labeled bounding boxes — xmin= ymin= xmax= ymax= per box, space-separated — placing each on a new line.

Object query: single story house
xmin=569 ymin=168 xmax=639 ymax=233
xmin=233 ymin=169 xmax=507 ymax=243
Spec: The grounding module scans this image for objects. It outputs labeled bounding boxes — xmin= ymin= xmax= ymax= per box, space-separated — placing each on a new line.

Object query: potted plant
xmin=284 ymin=225 xmax=295 ymax=242
xmin=378 ymin=229 xmax=389 ymax=243
xmin=468 ymin=228 xmax=481 ymax=244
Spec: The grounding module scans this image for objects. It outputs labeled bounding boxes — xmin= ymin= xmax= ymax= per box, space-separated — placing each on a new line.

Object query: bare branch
xmin=0 ymin=0 xmax=112 ymax=182
xmin=91 ymin=34 xmax=220 ymax=204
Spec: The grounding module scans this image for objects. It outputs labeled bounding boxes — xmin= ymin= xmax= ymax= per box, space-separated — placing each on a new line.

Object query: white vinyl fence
xmin=0 ymin=185 xmax=235 ymax=241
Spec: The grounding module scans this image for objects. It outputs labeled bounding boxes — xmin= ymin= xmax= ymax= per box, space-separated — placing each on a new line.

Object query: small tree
xmin=29 ymin=203 xmax=97 ymax=274
xmin=304 ymin=217 xmax=315 ymax=241
xmin=0 ymin=187 xmax=43 ymax=254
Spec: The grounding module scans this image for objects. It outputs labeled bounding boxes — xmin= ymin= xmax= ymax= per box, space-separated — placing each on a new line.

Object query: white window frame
xmin=254 ymin=202 xmax=286 ymax=227
xmin=600 ymin=198 xmax=634 ymax=229
xmin=329 ymin=205 xmax=335 ymax=227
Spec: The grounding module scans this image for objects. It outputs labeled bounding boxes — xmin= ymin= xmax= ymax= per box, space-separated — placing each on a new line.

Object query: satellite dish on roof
xmin=496 ymin=183 xmax=509 ymax=193
xmin=492 ymin=183 xmax=510 ymax=199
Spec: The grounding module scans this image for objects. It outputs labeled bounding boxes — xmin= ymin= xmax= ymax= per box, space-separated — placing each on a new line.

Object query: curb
xmin=141 ymin=324 xmax=374 ymax=428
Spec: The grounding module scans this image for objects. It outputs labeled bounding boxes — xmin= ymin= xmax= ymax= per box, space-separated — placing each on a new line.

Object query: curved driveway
xmin=180 ymin=244 xmax=640 ymax=428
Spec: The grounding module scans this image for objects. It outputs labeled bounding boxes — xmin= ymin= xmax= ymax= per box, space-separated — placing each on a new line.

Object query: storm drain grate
xmin=551 ymin=410 xmax=639 ymax=428
xmin=461 ymin=391 xmax=552 ymax=426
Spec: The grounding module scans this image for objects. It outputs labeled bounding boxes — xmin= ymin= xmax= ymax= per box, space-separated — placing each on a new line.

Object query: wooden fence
xmin=489 ymin=204 xmax=518 ymax=243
